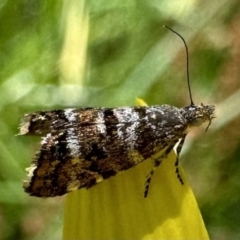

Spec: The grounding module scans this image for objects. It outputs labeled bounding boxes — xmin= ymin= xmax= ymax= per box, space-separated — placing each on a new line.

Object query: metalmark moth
xmin=19 ymin=26 xmax=215 ymax=197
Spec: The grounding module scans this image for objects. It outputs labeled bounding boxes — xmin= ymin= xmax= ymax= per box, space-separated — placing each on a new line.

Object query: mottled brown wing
xmin=22 ymin=105 xmax=187 ymax=197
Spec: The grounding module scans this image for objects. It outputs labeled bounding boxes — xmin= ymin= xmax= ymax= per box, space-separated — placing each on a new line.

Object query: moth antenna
xmin=163 ymin=25 xmax=194 ymax=106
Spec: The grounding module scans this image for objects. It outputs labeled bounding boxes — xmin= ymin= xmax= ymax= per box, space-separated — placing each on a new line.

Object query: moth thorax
xmin=181 ymin=103 xmax=215 ymax=128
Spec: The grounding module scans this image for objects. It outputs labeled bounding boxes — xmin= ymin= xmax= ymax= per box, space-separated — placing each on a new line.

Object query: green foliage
xmin=0 ymin=0 xmax=240 ymax=239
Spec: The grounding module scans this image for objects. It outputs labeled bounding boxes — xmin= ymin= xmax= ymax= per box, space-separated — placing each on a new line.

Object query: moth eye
xmin=203 ymin=116 xmax=209 ymax=122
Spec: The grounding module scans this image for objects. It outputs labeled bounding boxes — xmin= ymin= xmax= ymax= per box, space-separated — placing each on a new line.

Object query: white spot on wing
xmin=146 ymin=107 xmax=164 ymax=115
xmin=97 ymin=124 xmax=106 ymax=134
xmin=116 ymin=115 xmax=140 ymax=148
xmin=66 ymin=128 xmax=80 ymax=157
xmin=114 ymin=108 xmax=141 ymax=146
xmin=113 ymin=108 xmax=139 ymax=122
xmin=125 ymin=121 xmax=139 ymax=143
xmin=64 ymin=108 xmax=77 ymax=122
xmin=96 ymin=111 xmax=106 ymax=134
xmin=26 ymin=164 xmax=37 ymax=178
xmin=41 ymin=133 xmax=52 ymax=144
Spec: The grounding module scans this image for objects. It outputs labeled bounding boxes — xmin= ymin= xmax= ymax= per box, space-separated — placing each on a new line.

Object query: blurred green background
xmin=1 ymin=0 xmax=240 ymax=239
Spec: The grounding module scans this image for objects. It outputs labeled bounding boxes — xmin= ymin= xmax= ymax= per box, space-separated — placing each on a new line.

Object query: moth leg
xmin=144 ymin=164 xmax=158 ymax=198
xmin=144 ymin=142 xmax=176 ymax=198
xmin=175 ymin=134 xmax=186 ymax=185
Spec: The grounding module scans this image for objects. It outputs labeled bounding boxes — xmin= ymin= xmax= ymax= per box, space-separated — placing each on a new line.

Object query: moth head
xmin=183 ymin=103 xmax=215 ymax=131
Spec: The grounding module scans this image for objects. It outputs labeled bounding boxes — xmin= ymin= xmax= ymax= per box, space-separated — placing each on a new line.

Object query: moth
xmin=19 ymin=26 xmax=215 ymax=197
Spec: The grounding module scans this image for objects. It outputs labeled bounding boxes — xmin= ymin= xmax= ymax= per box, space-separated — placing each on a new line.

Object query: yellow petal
xmin=135 ymin=98 xmax=148 ymax=106
xmin=63 ymin=150 xmax=209 ymax=239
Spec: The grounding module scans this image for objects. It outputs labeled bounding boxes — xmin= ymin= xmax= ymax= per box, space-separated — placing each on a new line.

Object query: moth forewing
xmin=21 ymin=105 xmax=191 ymax=197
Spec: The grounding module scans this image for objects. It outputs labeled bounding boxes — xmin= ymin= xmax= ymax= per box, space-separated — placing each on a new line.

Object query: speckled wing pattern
xmin=19 ymin=105 xmax=190 ymax=197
